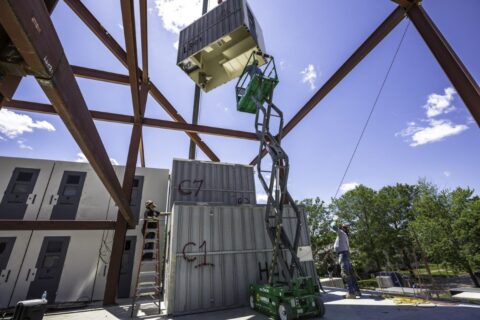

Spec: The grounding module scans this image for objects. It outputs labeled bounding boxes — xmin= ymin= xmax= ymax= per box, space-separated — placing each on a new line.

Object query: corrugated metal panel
xmin=177 ymin=0 xmax=244 ymax=63
xmin=164 ymin=204 xmax=318 ymax=315
xmin=169 ymin=159 xmax=256 ymax=209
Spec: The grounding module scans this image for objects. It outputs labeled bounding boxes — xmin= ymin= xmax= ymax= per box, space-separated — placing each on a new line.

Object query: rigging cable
xmin=333 ymin=20 xmax=411 ymax=199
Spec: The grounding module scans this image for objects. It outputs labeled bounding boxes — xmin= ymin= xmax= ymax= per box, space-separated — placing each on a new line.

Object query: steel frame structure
xmin=0 ymin=0 xmax=478 ymax=305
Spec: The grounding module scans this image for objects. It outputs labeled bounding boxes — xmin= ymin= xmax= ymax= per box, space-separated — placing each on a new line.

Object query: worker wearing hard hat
xmin=142 ymin=200 xmax=160 ymax=235
xmin=330 ymin=220 xmax=361 ymax=299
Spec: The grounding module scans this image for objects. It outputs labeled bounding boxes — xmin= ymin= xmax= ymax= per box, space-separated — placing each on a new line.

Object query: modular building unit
xmin=0 ymin=157 xmax=54 ymax=220
xmin=0 ymin=156 xmax=170 ymax=307
xmin=170 ymin=158 xmax=256 ymax=210
xmin=36 ymin=161 xmax=111 ymax=221
xmin=177 ymin=0 xmax=266 ymax=92
xmin=0 ymin=231 xmax=31 ymax=308
xmin=164 ymin=203 xmax=317 ymax=315
xmin=7 ymin=231 xmax=104 ymax=306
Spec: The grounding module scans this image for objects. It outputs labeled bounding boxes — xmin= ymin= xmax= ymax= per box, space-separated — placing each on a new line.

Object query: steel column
xmin=407 ymin=4 xmax=480 ymax=126
xmin=0 ymin=0 xmax=58 ymax=107
xmin=104 ymin=123 xmax=142 ymax=305
xmin=250 ymin=6 xmax=406 ymax=165
xmin=188 ymin=0 xmax=209 ymax=159
xmin=0 ymin=0 xmax=135 ymax=226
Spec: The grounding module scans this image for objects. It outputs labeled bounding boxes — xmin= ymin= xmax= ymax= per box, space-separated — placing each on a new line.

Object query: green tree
xmin=330 ymin=185 xmax=385 ymax=273
xmin=376 ymin=184 xmax=418 ymax=278
xmin=455 ymin=197 xmax=480 ymax=269
xmin=300 ymin=197 xmax=335 ymax=274
xmin=411 ymin=182 xmax=480 ymax=287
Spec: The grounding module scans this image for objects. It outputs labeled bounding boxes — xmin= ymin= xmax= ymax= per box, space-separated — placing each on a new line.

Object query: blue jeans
xmin=338 ymin=251 xmax=360 ymax=294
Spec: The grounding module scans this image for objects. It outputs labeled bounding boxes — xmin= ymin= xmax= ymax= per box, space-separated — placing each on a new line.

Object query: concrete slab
xmin=452 ymin=292 xmax=480 ymax=301
xmin=378 ymin=287 xmax=430 ymax=297
xmin=42 ymin=290 xmax=480 ymax=320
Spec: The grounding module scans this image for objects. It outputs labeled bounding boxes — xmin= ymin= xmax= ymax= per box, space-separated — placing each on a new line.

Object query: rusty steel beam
xmin=0 ymin=0 xmax=59 ymax=107
xmin=4 ymin=99 xmax=258 ymax=140
xmin=0 ymin=220 xmax=116 ymax=230
xmin=120 ymin=0 xmax=142 ymax=124
xmin=250 ymin=6 xmax=406 ymax=165
xmin=0 ymin=74 xmax=21 ymax=106
xmin=140 ymin=0 xmax=148 ymax=84
xmin=139 ymin=132 xmax=146 ymax=167
xmin=407 ymin=4 xmax=480 ymax=127
xmin=64 ymin=0 xmax=220 ymax=161
xmin=0 ymin=0 xmax=135 ymax=226
xmin=104 ymin=123 xmax=142 ymax=305
xmin=72 ymin=65 xmax=130 ymax=85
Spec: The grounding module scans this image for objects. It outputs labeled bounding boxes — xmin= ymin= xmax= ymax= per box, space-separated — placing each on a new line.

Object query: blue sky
xmin=1 ymin=0 xmax=479 ymax=203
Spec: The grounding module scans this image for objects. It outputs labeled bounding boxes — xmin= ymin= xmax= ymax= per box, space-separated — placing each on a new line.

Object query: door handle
xmin=5 ymin=270 xmax=11 ymax=282
xmin=32 ymin=194 xmax=37 ymax=204
xmin=25 ymin=268 xmax=35 ymax=282
xmin=49 ymin=195 xmax=54 ymax=205
xmin=103 ymin=265 xmax=107 ymax=276
xmin=25 ymin=268 xmax=31 ymax=281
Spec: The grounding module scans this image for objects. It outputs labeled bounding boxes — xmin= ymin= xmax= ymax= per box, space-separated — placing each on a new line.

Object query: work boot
xmin=344 ymin=293 xmax=356 ymax=299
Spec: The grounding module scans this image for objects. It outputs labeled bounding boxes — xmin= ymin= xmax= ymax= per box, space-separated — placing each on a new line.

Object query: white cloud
xmin=423 ymin=87 xmax=456 ymax=118
xmin=397 ymin=119 xmax=468 ymax=147
xmin=397 ymin=87 xmax=469 ymax=147
xmin=300 ymin=64 xmax=317 ymax=90
xmin=279 ymin=60 xmax=286 ymax=70
xmin=0 ymin=108 xmax=55 ymax=139
xmin=75 ymin=152 xmax=88 ymax=163
xmin=340 ymin=182 xmax=359 ymax=194
xmin=117 ymin=23 xmax=124 ymax=30
xmin=443 ymin=171 xmax=451 ymax=177
xmin=155 ymin=0 xmax=206 ymax=34
xmin=256 ymin=193 xmax=268 ymax=204
xmin=0 ymin=136 xmax=5 ymax=141
xmin=75 ymin=152 xmax=119 ymax=165
xmin=155 ymin=0 xmax=219 ymax=49
xmin=17 ymin=139 xmax=33 ymax=150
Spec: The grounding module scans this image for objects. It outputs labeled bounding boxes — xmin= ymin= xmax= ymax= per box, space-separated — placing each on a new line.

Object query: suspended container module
xmin=177 ymin=0 xmax=267 ymax=92
xmin=163 ymin=203 xmax=317 ymax=315
xmin=169 ymin=159 xmax=256 ymax=209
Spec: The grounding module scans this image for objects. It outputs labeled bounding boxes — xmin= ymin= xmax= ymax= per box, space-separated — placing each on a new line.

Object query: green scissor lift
xmin=236 ymin=52 xmax=325 ymax=320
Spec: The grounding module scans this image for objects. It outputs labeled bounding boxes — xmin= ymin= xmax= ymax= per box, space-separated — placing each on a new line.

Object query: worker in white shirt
xmin=330 ymin=221 xmax=361 ymax=299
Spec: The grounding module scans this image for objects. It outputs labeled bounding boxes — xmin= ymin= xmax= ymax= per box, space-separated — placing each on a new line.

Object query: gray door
xmin=130 ymin=176 xmax=144 ymax=225
xmin=117 ymin=236 xmax=136 ymax=298
xmin=27 ymin=237 xmax=70 ymax=302
xmin=0 ymin=237 xmax=15 ymax=284
xmin=0 ymin=168 xmax=40 ymax=219
xmin=51 ymin=171 xmax=86 ymax=220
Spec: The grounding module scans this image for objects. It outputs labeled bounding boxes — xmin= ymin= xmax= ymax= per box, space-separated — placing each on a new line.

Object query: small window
xmin=62 ymin=185 xmax=78 ymax=197
xmin=66 ymin=175 xmax=81 ymax=185
xmin=42 ymin=255 xmax=60 ymax=268
xmin=46 ymin=241 xmax=62 ymax=253
xmin=12 ymin=183 xmax=29 ymax=194
xmin=133 ymin=179 xmax=139 ymax=188
xmin=17 ymin=172 xmax=33 ymax=182
xmin=124 ymin=240 xmax=131 ymax=251
xmin=0 ymin=242 xmax=6 ymax=255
